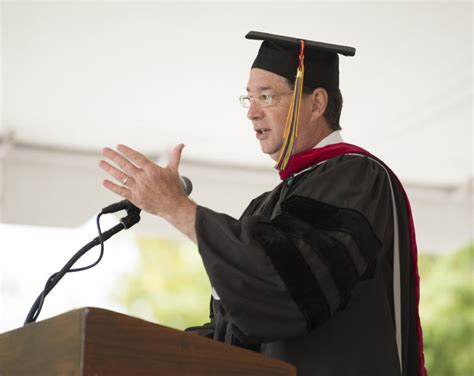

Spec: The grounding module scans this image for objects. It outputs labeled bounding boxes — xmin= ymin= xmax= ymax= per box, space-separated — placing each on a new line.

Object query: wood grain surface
xmin=0 ymin=307 xmax=296 ymax=376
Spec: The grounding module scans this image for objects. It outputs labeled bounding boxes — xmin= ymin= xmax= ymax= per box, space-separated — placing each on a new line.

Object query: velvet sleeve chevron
xmin=194 ymin=155 xmax=393 ymax=345
xmin=253 ymin=196 xmax=381 ymax=331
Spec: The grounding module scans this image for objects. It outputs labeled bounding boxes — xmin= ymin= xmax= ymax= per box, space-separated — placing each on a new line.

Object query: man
xmin=99 ymin=31 xmax=427 ymax=376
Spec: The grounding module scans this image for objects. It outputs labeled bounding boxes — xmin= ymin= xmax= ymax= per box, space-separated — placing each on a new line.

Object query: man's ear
xmin=311 ymin=88 xmax=328 ymax=117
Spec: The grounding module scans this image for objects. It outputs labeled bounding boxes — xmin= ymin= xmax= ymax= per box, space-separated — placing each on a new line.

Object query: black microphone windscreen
xmin=180 ymin=176 xmax=193 ymax=196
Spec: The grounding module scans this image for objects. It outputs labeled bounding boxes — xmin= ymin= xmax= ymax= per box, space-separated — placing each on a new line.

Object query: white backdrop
xmin=1 ymin=1 xmax=472 ymax=244
xmin=0 ymin=0 xmax=472 ymax=334
xmin=2 ymin=2 xmax=472 ymax=181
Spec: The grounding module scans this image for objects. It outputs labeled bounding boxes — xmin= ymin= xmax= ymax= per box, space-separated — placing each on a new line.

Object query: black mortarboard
xmin=246 ymin=31 xmax=356 ymax=91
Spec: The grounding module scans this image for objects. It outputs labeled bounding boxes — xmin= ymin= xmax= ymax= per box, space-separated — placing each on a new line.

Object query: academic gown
xmin=186 ymin=144 xmax=426 ymax=376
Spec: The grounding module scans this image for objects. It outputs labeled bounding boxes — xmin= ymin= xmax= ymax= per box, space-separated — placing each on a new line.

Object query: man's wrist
xmin=161 ymin=196 xmax=193 ymax=218
xmin=161 ymin=196 xmax=198 ymax=242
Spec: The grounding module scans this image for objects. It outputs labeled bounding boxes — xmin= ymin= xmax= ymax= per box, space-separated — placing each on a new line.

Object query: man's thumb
xmin=167 ymin=143 xmax=185 ymax=172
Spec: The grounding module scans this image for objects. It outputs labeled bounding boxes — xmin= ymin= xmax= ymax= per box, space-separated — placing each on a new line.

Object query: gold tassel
xmin=275 ymin=40 xmax=305 ymax=171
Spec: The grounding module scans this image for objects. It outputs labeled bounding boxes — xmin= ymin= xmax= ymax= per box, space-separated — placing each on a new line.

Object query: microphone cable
xmin=24 ymin=206 xmax=140 ymax=325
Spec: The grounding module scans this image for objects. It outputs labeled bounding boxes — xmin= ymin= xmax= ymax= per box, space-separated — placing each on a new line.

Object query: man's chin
xmin=269 ymin=152 xmax=280 ymax=162
xmin=259 ymin=143 xmax=282 ymax=161
xmin=266 ymin=149 xmax=282 ymax=162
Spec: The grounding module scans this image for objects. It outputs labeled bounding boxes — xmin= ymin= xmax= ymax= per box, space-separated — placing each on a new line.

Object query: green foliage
xmin=114 ymin=237 xmax=211 ymax=330
xmin=419 ymin=243 xmax=474 ymax=376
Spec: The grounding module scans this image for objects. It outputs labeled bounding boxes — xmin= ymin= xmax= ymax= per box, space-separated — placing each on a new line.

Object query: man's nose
xmin=247 ymin=101 xmax=263 ymax=121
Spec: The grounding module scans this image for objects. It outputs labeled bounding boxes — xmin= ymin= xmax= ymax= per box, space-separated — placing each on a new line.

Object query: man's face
xmin=246 ymin=68 xmax=311 ymax=161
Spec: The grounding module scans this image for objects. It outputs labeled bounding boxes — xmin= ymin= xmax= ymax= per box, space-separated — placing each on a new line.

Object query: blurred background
xmin=0 ymin=2 xmax=472 ymax=375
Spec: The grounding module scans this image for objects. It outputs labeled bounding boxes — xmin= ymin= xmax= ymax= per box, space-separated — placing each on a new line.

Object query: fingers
xmin=167 ymin=143 xmax=185 ymax=172
xmin=102 ymin=147 xmax=142 ymax=176
xmin=100 ymin=143 xmax=188 ymax=216
xmin=117 ymin=144 xmax=153 ymax=169
xmin=102 ymin=179 xmax=132 ymax=200
xmin=99 ymin=160 xmax=134 ymax=187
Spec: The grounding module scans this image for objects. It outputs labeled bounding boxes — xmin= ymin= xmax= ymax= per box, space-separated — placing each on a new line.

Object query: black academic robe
xmin=187 ymin=150 xmax=425 ymax=376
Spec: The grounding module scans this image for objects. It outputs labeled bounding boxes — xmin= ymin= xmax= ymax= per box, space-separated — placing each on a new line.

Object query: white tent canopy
xmin=1 ymin=2 xmax=472 ymax=252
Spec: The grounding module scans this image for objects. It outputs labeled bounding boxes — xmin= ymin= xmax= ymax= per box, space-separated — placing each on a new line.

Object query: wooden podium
xmin=0 ymin=307 xmax=296 ymax=375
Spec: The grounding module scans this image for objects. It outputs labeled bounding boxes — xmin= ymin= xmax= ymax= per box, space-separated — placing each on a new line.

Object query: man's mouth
xmin=255 ymin=128 xmax=270 ymax=140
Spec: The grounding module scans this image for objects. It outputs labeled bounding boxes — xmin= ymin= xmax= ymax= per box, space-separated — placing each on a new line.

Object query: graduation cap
xmin=246 ymin=31 xmax=356 ymax=92
xmin=245 ymin=31 xmax=356 ymax=171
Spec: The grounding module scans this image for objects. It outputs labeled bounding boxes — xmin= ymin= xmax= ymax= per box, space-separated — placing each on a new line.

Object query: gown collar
xmin=278 ymin=140 xmax=373 ymax=180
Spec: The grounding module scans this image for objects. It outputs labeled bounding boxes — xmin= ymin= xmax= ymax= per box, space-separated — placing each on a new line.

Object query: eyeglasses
xmin=239 ymin=92 xmax=293 ymax=108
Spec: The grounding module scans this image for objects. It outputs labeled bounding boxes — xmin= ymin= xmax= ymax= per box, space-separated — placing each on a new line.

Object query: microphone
xmin=179 ymin=176 xmax=193 ymax=196
xmin=101 ymin=175 xmax=193 ymax=214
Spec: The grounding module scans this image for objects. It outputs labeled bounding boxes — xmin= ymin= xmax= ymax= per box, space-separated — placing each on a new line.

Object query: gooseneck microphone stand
xmin=24 ymin=200 xmax=141 ymax=325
